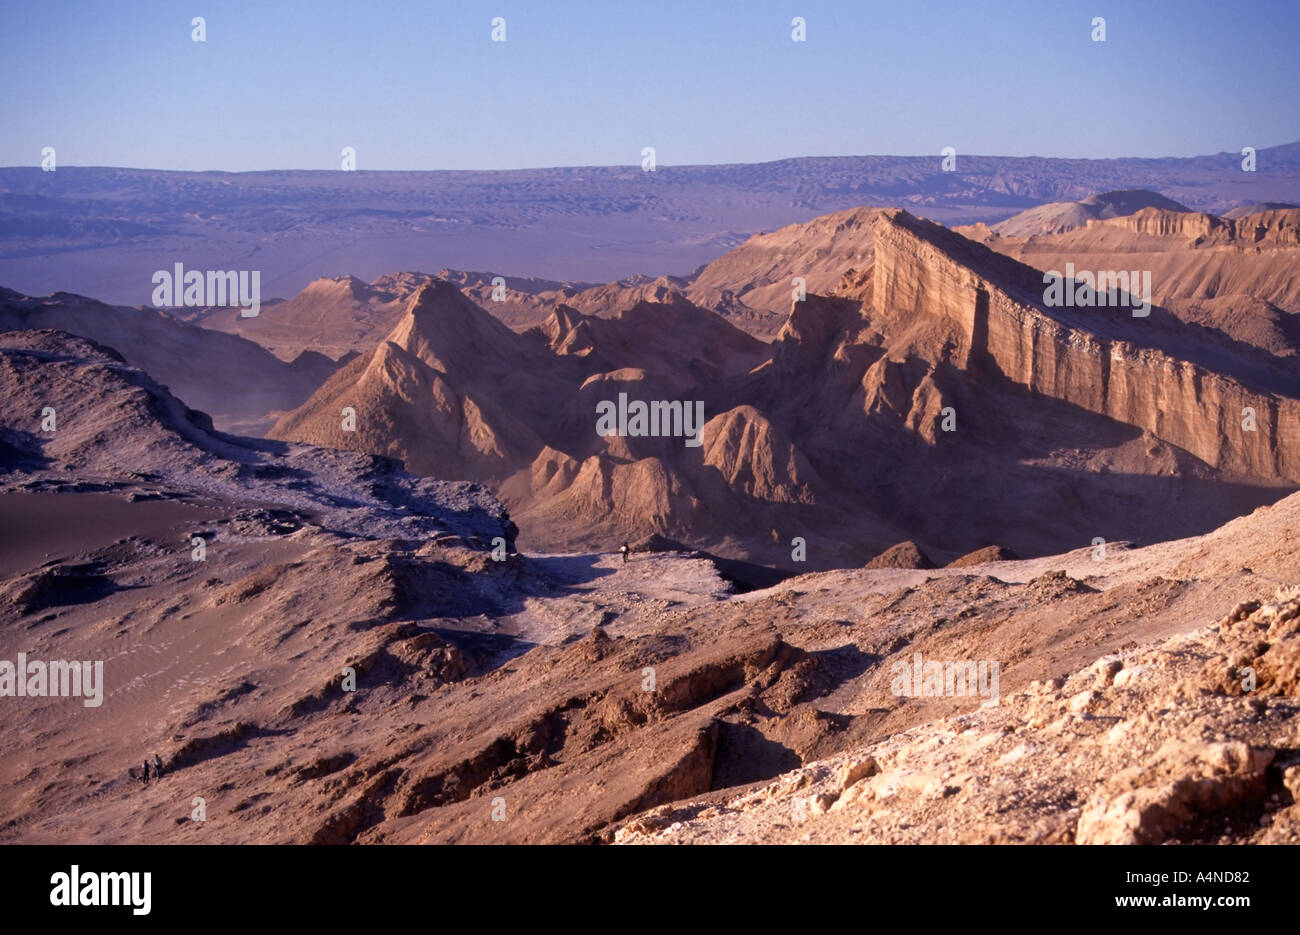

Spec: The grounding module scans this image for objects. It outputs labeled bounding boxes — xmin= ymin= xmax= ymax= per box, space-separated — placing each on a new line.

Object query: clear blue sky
xmin=1 ymin=0 xmax=1296 ymax=170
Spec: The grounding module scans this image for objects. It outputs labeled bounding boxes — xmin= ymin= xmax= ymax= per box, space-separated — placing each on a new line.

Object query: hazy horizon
xmin=5 ymin=138 xmax=1300 ymax=175
xmin=3 ymin=0 xmax=1298 ymax=172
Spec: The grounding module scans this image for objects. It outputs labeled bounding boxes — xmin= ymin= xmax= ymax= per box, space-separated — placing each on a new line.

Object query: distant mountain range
xmin=2 ymin=142 xmax=1299 ymax=304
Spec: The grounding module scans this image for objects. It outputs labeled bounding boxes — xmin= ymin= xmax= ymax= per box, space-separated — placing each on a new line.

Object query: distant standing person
xmin=141 ymin=760 xmax=150 ymax=785
xmin=152 ymin=754 xmax=164 ymax=779
xmin=619 ymin=543 xmax=629 ymax=564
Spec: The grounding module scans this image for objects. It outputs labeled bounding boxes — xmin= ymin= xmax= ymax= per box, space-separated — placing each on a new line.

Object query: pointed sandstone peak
xmin=295 ymin=273 xmax=382 ymax=305
xmin=698 ymin=405 xmax=818 ymax=504
xmin=529 ymin=303 xmax=598 ymax=354
xmin=388 ymin=278 xmax=528 ymax=371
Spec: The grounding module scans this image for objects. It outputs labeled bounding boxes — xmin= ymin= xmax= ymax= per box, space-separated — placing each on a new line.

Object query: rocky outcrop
xmin=1117 ymin=206 xmax=1300 ymax=245
xmin=947 ymin=545 xmax=1018 ymax=567
xmin=613 ymin=583 xmax=1300 ymax=846
xmin=870 ymin=209 xmax=1300 ymax=481
xmin=698 ymin=406 xmax=817 ymax=504
xmin=254 ymin=209 xmax=1300 ymax=565
xmin=686 ymin=207 xmax=879 ymax=338
xmin=865 ymin=541 xmax=934 ymax=569
xmin=987 ymin=206 xmax=1300 ymax=340
xmin=1075 ymin=741 xmax=1274 ymax=844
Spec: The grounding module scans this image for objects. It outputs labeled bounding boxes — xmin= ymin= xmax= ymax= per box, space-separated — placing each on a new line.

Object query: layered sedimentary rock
xmin=973 ymin=207 xmax=1300 ymax=353
xmin=870 ymin=209 xmax=1300 ymax=481
xmin=1116 ymin=206 xmax=1300 ymax=245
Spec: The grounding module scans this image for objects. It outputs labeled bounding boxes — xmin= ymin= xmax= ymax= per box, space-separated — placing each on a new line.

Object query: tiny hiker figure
xmin=619 ymin=542 xmax=629 ymax=564
xmin=141 ymin=760 xmax=150 ymax=785
xmin=152 ymin=754 xmax=164 ymax=779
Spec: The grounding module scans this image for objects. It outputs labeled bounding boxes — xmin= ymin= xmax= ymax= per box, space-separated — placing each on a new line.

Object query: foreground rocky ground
xmin=615 ymin=590 xmax=1300 ymax=845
